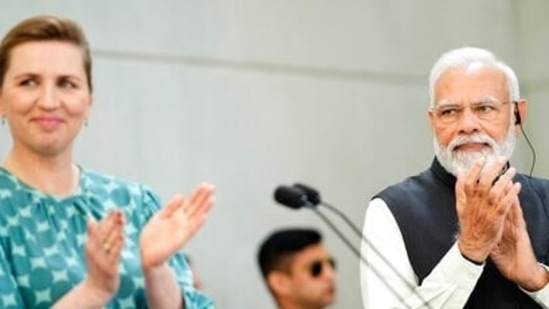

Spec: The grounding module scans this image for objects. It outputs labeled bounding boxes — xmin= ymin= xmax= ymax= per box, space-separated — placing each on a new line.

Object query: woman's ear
xmin=0 ymin=97 xmax=6 ymax=122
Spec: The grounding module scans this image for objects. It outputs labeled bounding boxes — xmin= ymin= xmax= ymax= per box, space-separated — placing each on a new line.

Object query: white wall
xmin=514 ymin=0 xmax=549 ymax=176
xmin=0 ymin=1 xmax=546 ymax=308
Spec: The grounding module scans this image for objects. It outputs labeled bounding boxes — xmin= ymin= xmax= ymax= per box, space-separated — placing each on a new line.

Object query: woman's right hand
xmin=83 ymin=210 xmax=126 ymax=304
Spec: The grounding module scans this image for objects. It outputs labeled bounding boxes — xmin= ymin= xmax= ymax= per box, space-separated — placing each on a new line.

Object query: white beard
xmin=434 ymin=126 xmax=516 ymax=176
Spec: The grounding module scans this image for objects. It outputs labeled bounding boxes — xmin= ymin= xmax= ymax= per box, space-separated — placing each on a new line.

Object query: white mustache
xmin=448 ymin=133 xmax=496 ymax=152
xmin=434 ymin=126 xmax=516 ymax=177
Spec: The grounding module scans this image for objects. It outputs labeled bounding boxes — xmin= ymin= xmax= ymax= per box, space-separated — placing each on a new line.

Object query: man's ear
xmin=428 ymin=108 xmax=436 ymax=129
xmin=515 ymin=100 xmax=527 ymax=123
xmin=267 ymin=271 xmax=292 ymax=296
xmin=514 ymin=99 xmax=527 ymax=135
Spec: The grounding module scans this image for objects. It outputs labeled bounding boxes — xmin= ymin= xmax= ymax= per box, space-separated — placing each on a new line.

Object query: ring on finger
xmin=103 ymin=242 xmax=111 ymax=253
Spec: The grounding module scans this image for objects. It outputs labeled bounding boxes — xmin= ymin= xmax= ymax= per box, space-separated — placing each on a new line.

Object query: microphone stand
xmin=310 ymin=205 xmax=414 ymax=307
xmin=311 ymin=201 xmax=432 ymax=309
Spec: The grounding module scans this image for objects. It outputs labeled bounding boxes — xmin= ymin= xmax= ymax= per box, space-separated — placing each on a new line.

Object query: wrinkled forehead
xmin=434 ymin=66 xmax=509 ymax=106
xmin=437 ymin=95 xmax=501 ymax=106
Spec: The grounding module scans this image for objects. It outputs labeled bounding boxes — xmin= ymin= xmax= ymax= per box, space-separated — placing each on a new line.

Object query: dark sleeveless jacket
xmin=375 ymin=158 xmax=549 ymax=308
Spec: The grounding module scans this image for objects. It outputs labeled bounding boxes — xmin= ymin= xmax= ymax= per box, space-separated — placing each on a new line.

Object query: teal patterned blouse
xmin=0 ymin=167 xmax=214 ymax=308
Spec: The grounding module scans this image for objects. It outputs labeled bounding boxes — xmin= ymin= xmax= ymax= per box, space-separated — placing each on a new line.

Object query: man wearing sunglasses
xmin=258 ymin=228 xmax=336 ymax=309
xmin=361 ymin=47 xmax=549 ymax=308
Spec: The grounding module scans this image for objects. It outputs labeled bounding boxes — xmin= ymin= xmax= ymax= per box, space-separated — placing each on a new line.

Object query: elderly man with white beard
xmin=360 ymin=47 xmax=549 ymax=309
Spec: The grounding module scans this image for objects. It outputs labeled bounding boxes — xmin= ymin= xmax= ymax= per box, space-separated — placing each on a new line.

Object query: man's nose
xmin=456 ymin=106 xmax=481 ymax=134
xmin=323 ymin=262 xmax=336 ymax=280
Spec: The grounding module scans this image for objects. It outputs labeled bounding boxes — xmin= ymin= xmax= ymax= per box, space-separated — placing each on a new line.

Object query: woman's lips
xmin=32 ymin=116 xmax=63 ymax=130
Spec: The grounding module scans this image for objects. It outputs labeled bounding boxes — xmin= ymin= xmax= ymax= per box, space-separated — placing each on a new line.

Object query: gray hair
xmin=428 ymin=47 xmax=519 ymax=108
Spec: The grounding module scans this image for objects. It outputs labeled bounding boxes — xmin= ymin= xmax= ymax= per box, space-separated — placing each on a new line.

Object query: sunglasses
xmin=310 ymin=258 xmax=336 ymax=278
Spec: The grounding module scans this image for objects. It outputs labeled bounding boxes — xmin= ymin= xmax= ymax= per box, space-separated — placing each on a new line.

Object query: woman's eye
xmin=59 ymin=80 xmax=76 ymax=89
xmin=20 ymin=79 xmax=37 ymax=87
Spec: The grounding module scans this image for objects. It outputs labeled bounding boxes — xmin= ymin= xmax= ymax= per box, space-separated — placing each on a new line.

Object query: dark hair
xmin=257 ymin=228 xmax=322 ymax=278
xmin=0 ymin=15 xmax=92 ymax=91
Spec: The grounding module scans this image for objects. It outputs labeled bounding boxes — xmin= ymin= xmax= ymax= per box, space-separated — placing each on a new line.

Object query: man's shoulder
xmin=517 ymin=173 xmax=549 ymax=196
xmin=518 ymin=173 xmax=549 ymax=185
xmin=375 ymin=168 xmax=433 ymax=196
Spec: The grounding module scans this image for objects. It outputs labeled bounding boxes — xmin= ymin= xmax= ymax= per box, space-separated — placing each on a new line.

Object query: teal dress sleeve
xmin=139 ymin=187 xmax=215 ymax=309
xmin=0 ymin=242 xmax=25 ymax=308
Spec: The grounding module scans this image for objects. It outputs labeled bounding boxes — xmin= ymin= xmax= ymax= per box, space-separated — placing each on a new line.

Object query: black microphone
xmin=293 ymin=183 xmax=321 ymax=206
xmin=273 ymin=185 xmax=315 ymax=209
xmin=273 ymin=183 xmax=431 ymax=309
xmin=293 ymin=183 xmax=363 ymax=239
xmin=274 ymin=183 xmax=365 ymax=269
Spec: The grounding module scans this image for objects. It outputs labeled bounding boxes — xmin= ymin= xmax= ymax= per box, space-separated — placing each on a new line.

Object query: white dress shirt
xmin=360 ymin=197 xmax=549 ymax=309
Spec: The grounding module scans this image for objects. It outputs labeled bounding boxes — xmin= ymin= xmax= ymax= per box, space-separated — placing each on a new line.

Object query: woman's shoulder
xmin=81 ymin=166 xmax=145 ymax=188
xmin=0 ymin=167 xmax=18 ymax=189
xmin=80 ymin=167 xmax=160 ymax=199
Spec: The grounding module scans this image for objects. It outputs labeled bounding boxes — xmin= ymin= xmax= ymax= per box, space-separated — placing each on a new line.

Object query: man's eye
xmin=476 ymin=104 xmax=496 ymax=113
xmin=440 ymin=108 xmax=458 ymax=116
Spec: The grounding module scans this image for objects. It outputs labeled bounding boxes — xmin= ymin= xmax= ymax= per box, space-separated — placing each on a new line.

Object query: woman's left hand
xmin=140 ymin=183 xmax=215 ymax=270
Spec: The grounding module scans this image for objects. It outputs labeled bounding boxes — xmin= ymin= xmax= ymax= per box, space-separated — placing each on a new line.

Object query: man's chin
xmin=454 ymin=149 xmax=495 ymax=161
xmin=320 ymin=296 xmax=335 ymax=306
xmin=318 ymin=287 xmax=336 ymax=305
xmin=436 ymin=151 xmax=489 ymax=176
xmin=453 ymin=153 xmax=486 ymax=167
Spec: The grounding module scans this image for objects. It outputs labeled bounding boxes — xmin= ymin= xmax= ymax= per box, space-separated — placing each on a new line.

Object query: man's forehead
xmin=294 ymin=244 xmax=330 ymax=262
xmin=434 ymin=68 xmax=508 ymax=104
xmin=438 ymin=65 xmax=504 ymax=81
xmin=436 ymin=95 xmax=500 ymax=106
